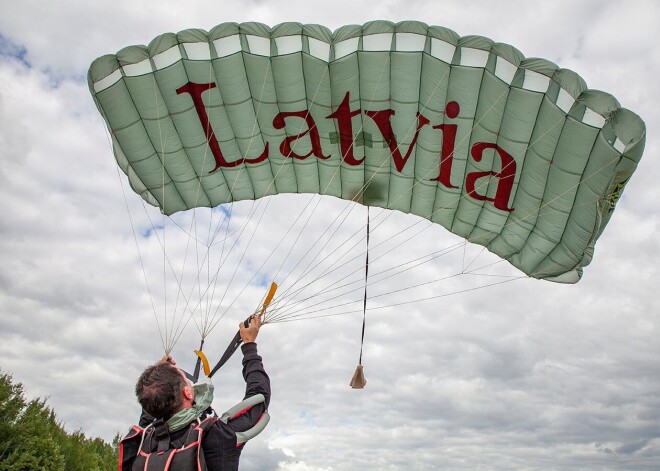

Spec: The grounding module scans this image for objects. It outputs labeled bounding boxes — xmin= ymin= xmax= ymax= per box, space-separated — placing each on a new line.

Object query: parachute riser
xmin=184 ymin=282 xmax=278 ymax=381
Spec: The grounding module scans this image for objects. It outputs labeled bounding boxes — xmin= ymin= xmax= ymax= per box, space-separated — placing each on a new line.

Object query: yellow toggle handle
xmin=194 ymin=350 xmax=211 ymax=377
xmin=259 ymin=282 xmax=278 ymax=319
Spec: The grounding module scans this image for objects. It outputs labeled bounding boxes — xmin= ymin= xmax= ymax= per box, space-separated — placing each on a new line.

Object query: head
xmin=135 ymin=362 xmax=195 ymax=421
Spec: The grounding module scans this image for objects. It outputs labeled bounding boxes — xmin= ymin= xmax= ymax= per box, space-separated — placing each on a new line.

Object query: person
xmin=119 ymin=315 xmax=270 ymax=471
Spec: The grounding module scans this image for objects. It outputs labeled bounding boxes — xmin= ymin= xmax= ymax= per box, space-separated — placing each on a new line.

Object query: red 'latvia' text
xmin=176 ymin=83 xmax=516 ymax=212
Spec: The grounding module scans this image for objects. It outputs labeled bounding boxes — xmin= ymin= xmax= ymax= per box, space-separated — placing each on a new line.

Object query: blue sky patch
xmin=0 ymin=34 xmax=30 ymax=67
xmin=213 ymin=204 xmax=232 ymax=218
xmin=142 ymin=224 xmax=164 ymax=238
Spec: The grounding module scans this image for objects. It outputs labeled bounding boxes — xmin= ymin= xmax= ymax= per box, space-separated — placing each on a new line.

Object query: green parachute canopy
xmin=88 ymin=20 xmax=646 ymax=284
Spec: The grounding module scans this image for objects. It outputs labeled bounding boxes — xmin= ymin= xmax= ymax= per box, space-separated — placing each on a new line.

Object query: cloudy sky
xmin=1 ymin=1 xmax=658 ymax=470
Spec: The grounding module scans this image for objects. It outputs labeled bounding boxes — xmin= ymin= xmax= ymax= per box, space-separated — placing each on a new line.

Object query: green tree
xmin=0 ymin=370 xmax=118 ymax=471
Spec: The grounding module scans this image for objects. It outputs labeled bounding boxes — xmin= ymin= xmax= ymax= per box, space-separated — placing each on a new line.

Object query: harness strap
xmin=236 ymin=413 xmax=270 ymax=445
xmin=209 ymin=330 xmax=243 ymax=377
xmin=219 ymin=394 xmax=270 ymax=446
xmin=153 ymin=419 xmax=171 ymax=453
xmin=219 ymin=394 xmax=266 ymax=423
xmin=208 ymin=282 xmax=278 ymax=378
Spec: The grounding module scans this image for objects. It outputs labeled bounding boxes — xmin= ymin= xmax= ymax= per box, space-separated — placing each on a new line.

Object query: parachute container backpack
xmin=118 ymin=417 xmax=214 ymax=471
xmin=118 ymin=395 xmax=269 ymax=471
xmin=88 ymin=20 xmax=645 ymax=284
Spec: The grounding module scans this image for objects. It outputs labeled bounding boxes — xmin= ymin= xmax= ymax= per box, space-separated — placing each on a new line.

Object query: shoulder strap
xmin=144 ymin=418 xmax=170 ymax=453
xmin=218 ymin=394 xmax=266 ymax=423
xmin=118 ymin=426 xmax=144 ymax=471
xmin=194 ymin=416 xmax=216 ymax=434
xmin=235 ymin=412 xmax=270 ymax=445
xmin=218 ymin=394 xmax=270 ymax=446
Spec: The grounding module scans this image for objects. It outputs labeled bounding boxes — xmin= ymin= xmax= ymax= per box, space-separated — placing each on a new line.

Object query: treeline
xmin=0 ymin=370 xmax=118 ymax=470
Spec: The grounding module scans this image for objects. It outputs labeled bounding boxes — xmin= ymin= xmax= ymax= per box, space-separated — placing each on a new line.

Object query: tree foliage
xmin=0 ymin=370 xmax=118 ymax=471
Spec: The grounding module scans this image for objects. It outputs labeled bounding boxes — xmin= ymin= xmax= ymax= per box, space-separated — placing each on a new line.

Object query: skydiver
xmin=118 ymin=315 xmax=270 ymax=471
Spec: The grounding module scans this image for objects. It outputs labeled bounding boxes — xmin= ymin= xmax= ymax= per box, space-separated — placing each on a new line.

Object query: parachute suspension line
xmin=272 ymin=255 xmax=485 ymax=322
xmin=203 ymin=204 xmax=240 ymax=336
xmin=270 ymin=199 xmax=363 ymax=308
xmin=182 ymin=60 xmax=221 ymax=341
xmin=204 ymin=194 xmax=328 ymax=333
xmin=270 ymin=239 xmax=462 ymax=322
xmin=266 ymin=239 xmax=469 ymax=322
xmin=462 ymin=243 xmax=488 ymax=273
xmin=200 ymin=211 xmax=209 ymax=334
xmin=270 ymin=195 xmax=333 ymax=285
xmin=101 ymin=97 xmax=173 ymax=352
xmin=181 ymin=59 xmax=235 ymax=342
xmin=272 ymin=274 xmax=527 ymax=324
xmin=227 ymin=189 xmax=369 ymax=327
xmin=204 ymin=197 xmax=275 ymax=335
xmin=163 ymin=195 xmax=219 ymax=341
xmin=168 ymin=201 xmax=261 ymax=348
xmin=268 ymin=225 xmax=379 ymax=317
xmin=176 ymin=206 xmax=227 ymax=340
xmin=270 ymin=203 xmax=546 ymax=321
xmin=147 ymin=72 xmax=172 ymax=350
xmin=170 ymin=212 xmax=202 ymax=339
xmin=203 ymin=197 xmax=313 ymax=332
xmin=351 ymin=207 xmax=370 ymax=389
xmin=285 ymin=209 xmax=430 ymax=297
xmin=169 ymin=198 xmax=270 ymax=347
xmin=181 ymin=204 xmax=235 ymax=340
xmin=138 ymin=200 xmax=207 ymax=346
xmin=164 ymin=202 xmax=242 ymax=247
xmin=146 ymin=70 xmax=212 ymax=351
xmin=201 ymin=205 xmax=223 ymax=336
xmin=174 ymin=200 xmax=271 ymax=343
xmin=269 ymin=206 xmax=455 ymax=319
xmin=113 ymin=165 xmax=166 ymax=353
xmin=268 ymin=204 xmax=375 ymax=299
xmin=137 ymin=200 xmax=258 ymax=346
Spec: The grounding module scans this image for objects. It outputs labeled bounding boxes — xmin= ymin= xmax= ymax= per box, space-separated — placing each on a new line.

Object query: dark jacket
xmin=122 ymin=342 xmax=270 ymax=471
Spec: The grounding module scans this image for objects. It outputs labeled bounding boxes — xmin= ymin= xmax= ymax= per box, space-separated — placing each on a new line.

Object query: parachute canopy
xmin=88 ymin=21 xmax=646 ymax=284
